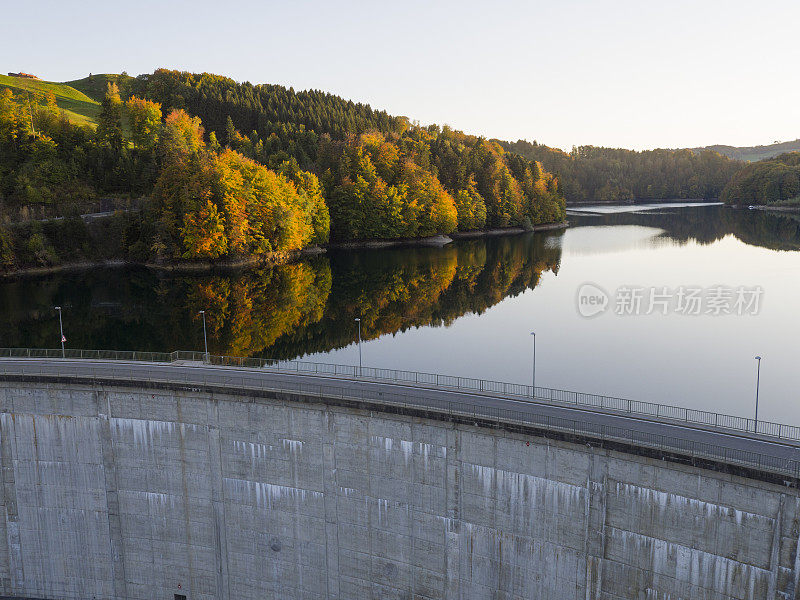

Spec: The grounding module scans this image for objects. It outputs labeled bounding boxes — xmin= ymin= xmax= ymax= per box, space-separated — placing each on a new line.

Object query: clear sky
xmin=6 ymin=0 xmax=799 ymax=150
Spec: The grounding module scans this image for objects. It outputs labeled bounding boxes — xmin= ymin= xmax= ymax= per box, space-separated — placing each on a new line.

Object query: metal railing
xmin=211 ymin=353 xmax=800 ymax=443
xmin=0 ymin=358 xmax=796 ymax=480
xmin=0 ymin=347 xmax=798 ymax=444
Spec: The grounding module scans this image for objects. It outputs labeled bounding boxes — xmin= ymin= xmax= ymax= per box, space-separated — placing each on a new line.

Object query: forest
xmin=137 ymin=70 xmax=564 ymax=236
xmin=0 ymin=70 xmax=567 ymax=271
xmin=1 ymin=68 xmax=776 ymax=273
xmin=720 ymin=152 xmax=800 ymax=206
xmin=503 ymin=140 xmax=742 ymax=203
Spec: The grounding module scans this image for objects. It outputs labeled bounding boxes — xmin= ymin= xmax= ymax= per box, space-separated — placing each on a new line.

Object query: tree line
xmin=0 ymin=70 xmax=569 ymax=270
xmin=135 ymin=70 xmax=565 ymax=238
xmin=720 ymin=152 xmax=800 ymax=206
xmin=0 ymin=83 xmax=329 ymax=268
xmin=503 ymin=140 xmax=742 ymax=202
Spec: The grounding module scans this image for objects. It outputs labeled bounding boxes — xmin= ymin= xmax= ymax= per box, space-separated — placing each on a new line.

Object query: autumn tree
xmin=127 ymin=96 xmax=162 ymax=151
xmin=154 ymin=109 xmax=327 ymax=260
xmin=159 ymin=109 xmax=204 ymax=162
xmin=96 ymin=82 xmax=123 ymax=150
xmin=278 ymin=158 xmax=330 ymax=244
xmin=153 ymin=109 xmax=210 ymax=256
xmin=455 ymin=176 xmax=487 ymax=230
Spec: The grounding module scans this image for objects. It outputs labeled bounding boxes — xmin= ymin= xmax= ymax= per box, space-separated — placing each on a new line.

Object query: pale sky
xmin=6 ymin=0 xmax=800 ymax=150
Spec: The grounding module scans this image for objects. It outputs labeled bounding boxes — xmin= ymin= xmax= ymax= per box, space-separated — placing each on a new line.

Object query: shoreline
xmin=0 ymin=247 xmax=325 ymax=279
xmin=565 ymin=198 xmax=709 ymax=207
xmin=451 ymin=221 xmax=567 ymax=239
xmin=734 ymin=204 xmax=800 ymax=214
xmin=327 ymin=221 xmax=568 ymax=250
xmin=0 ymin=221 xmax=567 ymax=279
xmin=326 ymin=234 xmax=453 ymax=250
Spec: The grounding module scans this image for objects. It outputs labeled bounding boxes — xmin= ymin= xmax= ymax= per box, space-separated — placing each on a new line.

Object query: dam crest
xmin=0 ymin=359 xmax=796 ymax=599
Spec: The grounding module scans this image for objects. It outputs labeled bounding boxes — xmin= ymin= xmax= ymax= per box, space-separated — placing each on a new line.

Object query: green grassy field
xmin=66 ymin=73 xmax=133 ymax=103
xmin=0 ymin=74 xmax=101 ymax=128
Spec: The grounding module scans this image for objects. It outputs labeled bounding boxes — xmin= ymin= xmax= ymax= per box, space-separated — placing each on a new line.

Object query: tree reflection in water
xmin=0 ymin=231 xmax=563 ymax=359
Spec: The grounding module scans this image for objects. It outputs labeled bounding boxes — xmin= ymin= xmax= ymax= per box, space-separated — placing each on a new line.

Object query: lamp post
xmin=355 ymin=318 xmax=362 ymax=376
xmin=754 ymin=355 xmax=762 ymax=433
xmin=55 ymin=306 xmax=65 ymax=358
xmin=198 ymin=310 xmax=208 ymax=363
xmin=530 ymin=331 xmax=536 ymax=394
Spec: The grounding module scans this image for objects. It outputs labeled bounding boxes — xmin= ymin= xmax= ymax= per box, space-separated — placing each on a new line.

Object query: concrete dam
xmin=0 ymin=359 xmax=798 ymax=599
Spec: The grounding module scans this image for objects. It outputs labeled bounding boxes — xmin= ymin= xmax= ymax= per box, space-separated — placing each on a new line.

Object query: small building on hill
xmin=7 ymin=72 xmax=39 ymax=79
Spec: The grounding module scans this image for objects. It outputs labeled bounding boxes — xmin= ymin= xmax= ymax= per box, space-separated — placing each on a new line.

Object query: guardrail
xmin=0 ymin=358 xmax=796 ymax=481
xmin=0 ymin=347 xmax=797 ymax=444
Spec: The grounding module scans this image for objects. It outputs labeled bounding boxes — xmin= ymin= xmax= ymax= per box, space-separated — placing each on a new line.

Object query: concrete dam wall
xmin=0 ymin=379 xmax=797 ymax=600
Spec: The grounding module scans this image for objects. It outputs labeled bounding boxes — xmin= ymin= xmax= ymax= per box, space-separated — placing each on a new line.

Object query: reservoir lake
xmin=2 ymin=203 xmax=799 ymax=424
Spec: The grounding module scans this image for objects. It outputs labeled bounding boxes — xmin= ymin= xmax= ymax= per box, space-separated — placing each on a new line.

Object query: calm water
xmin=2 ymin=205 xmax=800 ymax=423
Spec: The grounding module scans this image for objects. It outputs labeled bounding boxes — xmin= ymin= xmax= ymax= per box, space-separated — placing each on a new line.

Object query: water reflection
xmin=0 ymin=232 xmax=563 ymax=359
xmin=570 ymin=205 xmax=800 ymax=251
xmin=4 ymin=205 xmax=800 ymax=421
xmin=560 ymin=225 xmax=669 ymax=256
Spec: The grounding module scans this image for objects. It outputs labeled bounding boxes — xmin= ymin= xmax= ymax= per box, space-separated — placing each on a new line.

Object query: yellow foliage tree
xmin=127 ymin=96 xmax=162 ymax=151
xmin=181 ymin=198 xmax=227 ymax=258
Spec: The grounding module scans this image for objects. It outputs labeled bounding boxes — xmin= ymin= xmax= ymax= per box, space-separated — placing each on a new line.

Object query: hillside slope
xmin=65 ymin=73 xmax=134 ymax=103
xmin=0 ymin=74 xmax=99 ymax=127
xmin=721 ymin=152 xmax=800 ymax=205
xmin=693 ymin=139 xmax=800 ymax=162
xmin=501 ymin=139 xmax=741 ymax=203
xmin=0 ymin=68 xmax=567 ymax=272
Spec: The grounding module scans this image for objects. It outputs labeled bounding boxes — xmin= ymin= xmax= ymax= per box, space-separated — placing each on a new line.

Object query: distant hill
xmin=65 ymin=73 xmax=134 ymax=104
xmin=501 ymin=139 xmax=741 ymax=203
xmin=0 ymin=74 xmax=99 ymax=128
xmin=0 ymin=73 xmax=139 ymax=130
xmin=693 ymin=140 xmax=800 ymax=162
xmin=721 ymin=152 xmax=800 ymax=206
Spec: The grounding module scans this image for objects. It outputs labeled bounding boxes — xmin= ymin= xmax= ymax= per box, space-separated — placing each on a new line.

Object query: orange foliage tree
xmin=154 ymin=109 xmax=329 ymax=260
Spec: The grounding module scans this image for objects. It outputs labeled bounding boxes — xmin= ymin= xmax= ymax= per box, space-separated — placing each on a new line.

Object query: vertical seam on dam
xmin=98 ymin=387 xmax=129 ymax=600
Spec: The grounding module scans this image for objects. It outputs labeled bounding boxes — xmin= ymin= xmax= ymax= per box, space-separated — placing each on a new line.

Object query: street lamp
xmin=198 ymin=310 xmax=208 ymax=362
xmin=355 ymin=318 xmax=362 ymax=376
xmin=530 ymin=331 xmax=536 ymax=394
xmin=754 ymin=355 xmax=762 ymax=433
xmin=54 ymin=306 xmax=65 ymax=358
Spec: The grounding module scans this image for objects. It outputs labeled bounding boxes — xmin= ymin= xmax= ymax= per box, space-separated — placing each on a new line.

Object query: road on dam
xmin=0 ymin=357 xmax=798 ymax=468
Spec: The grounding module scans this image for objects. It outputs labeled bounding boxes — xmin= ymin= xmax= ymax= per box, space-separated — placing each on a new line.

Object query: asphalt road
xmin=1 ymin=358 xmax=798 ymax=470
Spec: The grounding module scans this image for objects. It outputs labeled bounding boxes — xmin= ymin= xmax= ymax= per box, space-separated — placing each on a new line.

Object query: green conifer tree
xmin=97 ymin=82 xmax=123 ymax=151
